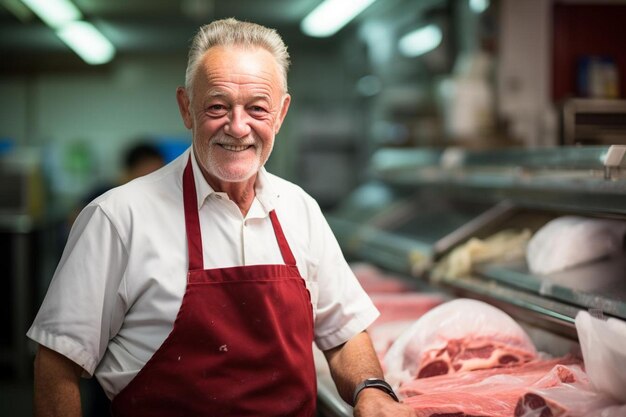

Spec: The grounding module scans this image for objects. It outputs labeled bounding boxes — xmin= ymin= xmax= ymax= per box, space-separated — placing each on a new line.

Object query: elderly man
xmin=29 ymin=18 xmax=415 ymax=417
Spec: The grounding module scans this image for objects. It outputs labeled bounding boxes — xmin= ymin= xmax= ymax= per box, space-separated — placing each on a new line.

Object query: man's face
xmin=177 ymin=45 xmax=290 ymax=186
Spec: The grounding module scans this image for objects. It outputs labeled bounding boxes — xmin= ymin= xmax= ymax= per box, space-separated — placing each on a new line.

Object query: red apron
xmin=110 ymin=156 xmax=317 ymax=416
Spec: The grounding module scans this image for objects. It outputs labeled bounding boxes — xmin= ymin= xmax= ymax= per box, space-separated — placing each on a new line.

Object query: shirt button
xmin=215 ymin=195 xmax=222 ymax=200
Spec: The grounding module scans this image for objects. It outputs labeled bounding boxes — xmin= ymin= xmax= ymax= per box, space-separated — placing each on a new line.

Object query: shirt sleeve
xmin=27 ymin=204 xmax=128 ymax=376
xmin=308 ymin=200 xmax=380 ymax=351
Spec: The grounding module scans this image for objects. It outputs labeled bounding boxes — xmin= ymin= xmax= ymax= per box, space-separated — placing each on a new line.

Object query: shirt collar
xmin=189 ymin=146 xmax=278 ymax=213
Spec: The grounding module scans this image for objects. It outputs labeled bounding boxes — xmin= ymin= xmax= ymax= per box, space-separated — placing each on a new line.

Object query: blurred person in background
xmin=67 ymin=141 xmax=165 ymax=228
xmin=28 ymin=18 xmax=414 ymax=417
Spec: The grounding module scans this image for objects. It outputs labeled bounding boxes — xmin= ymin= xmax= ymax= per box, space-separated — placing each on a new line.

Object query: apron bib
xmin=110 ymin=156 xmax=316 ymax=416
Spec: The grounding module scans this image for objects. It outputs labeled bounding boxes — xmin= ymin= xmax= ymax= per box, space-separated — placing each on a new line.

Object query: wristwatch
xmin=352 ymin=378 xmax=399 ymax=405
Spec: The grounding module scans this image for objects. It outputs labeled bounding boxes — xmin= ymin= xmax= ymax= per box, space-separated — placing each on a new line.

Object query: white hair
xmin=184 ymin=18 xmax=290 ymax=96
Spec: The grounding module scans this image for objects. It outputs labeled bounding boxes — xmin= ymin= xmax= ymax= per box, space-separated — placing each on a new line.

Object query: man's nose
xmin=224 ymin=107 xmax=251 ymax=138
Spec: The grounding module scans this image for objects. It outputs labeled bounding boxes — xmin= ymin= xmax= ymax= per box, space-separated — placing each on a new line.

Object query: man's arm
xmin=34 ymin=345 xmax=83 ymax=417
xmin=323 ymin=331 xmax=416 ymax=417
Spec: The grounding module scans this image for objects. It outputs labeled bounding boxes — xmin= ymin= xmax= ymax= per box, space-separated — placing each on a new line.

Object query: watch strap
xmin=352 ymin=378 xmax=399 ymax=405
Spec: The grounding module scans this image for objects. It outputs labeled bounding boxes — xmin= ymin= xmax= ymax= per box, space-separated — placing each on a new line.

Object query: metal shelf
xmin=477 ymin=259 xmax=626 ymax=320
xmin=370 ymin=146 xmax=626 ymax=215
xmin=432 ymin=274 xmax=581 ymax=340
xmin=327 ymin=145 xmax=626 ymax=379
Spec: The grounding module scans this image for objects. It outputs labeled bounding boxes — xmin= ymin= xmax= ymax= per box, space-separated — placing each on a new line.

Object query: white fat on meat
xmin=514 ymin=364 xmax=620 ymax=417
xmin=383 ymin=298 xmax=537 ymax=389
xmin=402 ymin=362 xmax=619 ymax=417
xmin=399 ymin=356 xmax=581 ymax=398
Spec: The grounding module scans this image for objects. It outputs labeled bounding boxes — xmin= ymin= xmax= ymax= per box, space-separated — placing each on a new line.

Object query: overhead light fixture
xmin=19 ymin=0 xmax=82 ymax=28
xmin=398 ymin=24 xmax=442 ymax=57
xmin=56 ymin=21 xmax=116 ymax=65
xmin=18 ymin=0 xmax=116 ymax=65
xmin=301 ymin=0 xmax=378 ymax=38
xmin=470 ymin=0 xmax=490 ymax=14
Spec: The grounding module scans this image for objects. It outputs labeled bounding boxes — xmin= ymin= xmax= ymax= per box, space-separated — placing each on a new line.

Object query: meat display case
xmin=318 ymin=145 xmax=626 ymax=416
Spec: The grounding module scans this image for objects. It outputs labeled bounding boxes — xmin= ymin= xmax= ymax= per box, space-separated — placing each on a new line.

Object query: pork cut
xmin=399 ymin=356 xmax=581 ymax=398
xmin=514 ymin=364 xmax=620 ymax=417
xmin=383 ymin=299 xmax=537 ymax=388
xmin=403 ymin=390 xmax=518 ymax=417
xmin=403 ymin=363 xmax=603 ymax=417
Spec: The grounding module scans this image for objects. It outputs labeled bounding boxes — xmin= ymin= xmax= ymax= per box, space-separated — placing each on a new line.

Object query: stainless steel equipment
xmin=319 ymin=145 xmax=626 ymax=416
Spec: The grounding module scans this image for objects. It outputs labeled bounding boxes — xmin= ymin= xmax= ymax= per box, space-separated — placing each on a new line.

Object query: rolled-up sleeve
xmin=27 ymin=204 xmax=128 ymax=376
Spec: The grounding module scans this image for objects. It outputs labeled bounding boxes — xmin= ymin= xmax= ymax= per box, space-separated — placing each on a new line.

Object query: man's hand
xmin=353 ymin=388 xmax=416 ymax=417
xmin=34 ymin=345 xmax=83 ymax=417
xmin=323 ymin=331 xmax=416 ymax=417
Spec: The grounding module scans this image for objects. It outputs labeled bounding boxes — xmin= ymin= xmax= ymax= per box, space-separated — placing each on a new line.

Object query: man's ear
xmin=274 ymin=93 xmax=291 ymax=135
xmin=176 ymin=87 xmax=193 ymax=129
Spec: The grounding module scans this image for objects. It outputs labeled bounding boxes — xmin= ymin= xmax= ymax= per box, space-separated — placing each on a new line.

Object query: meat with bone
xmin=383 ymin=299 xmax=537 ymax=388
xmin=399 ymin=356 xmax=581 ymax=398
xmin=403 ymin=363 xmax=606 ymax=417
xmin=514 ymin=364 xmax=620 ymax=417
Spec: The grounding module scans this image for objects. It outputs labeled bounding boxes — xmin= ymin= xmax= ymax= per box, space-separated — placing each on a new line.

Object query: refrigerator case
xmin=319 ymin=145 xmax=626 ymax=416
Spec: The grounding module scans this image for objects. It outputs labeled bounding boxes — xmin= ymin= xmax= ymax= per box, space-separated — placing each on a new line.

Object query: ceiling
xmin=0 ymin=0 xmax=401 ymax=73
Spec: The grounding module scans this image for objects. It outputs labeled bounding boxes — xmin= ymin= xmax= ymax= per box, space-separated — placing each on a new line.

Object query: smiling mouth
xmin=219 ymin=144 xmax=253 ymax=152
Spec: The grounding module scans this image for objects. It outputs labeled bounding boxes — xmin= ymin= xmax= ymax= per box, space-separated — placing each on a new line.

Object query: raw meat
xmin=404 ymin=363 xmax=603 ymax=417
xmin=383 ymin=299 xmax=537 ymax=388
xmin=399 ymin=356 xmax=581 ymax=398
xmin=351 ymin=262 xmax=415 ymax=294
xmin=403 ymin=390 xmax=518 ymax=417
xmin=514 ymin=367 xmax=619 ymax=417
xmin=370 ymin=293 xmax=445 ymax=326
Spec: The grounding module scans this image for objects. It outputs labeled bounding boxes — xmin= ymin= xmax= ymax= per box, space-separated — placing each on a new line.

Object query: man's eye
xmin=206 ymin=105 xmax=228 ymax=116
xmin=250 ymin=106 xmax=267 ymax=113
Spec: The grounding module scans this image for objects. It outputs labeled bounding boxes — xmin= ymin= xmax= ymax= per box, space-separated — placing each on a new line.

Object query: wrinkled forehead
xmin=196 ymin=45 xmax=284 ymax=91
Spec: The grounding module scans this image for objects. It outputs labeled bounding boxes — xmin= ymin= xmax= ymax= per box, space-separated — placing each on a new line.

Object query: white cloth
xmin=27 ymin=147 xmax=379 ymax=398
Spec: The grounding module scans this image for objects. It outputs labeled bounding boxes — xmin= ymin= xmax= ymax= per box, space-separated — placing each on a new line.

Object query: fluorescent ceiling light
xmin=301 ymin=0 xmax=378 ymax=37
xmin=56 ymin=21 xmax=116 ymax=65
xmin=470 ymin=0 xmax=490 ymax=14
xmin=398 ymin=24 xmax=442 ymax=57
xmin=20 ymin=0 xmax=82 ymax=28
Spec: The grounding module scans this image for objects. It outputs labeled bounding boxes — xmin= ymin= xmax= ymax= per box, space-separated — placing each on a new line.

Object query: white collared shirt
xmin=27 ymin=147 xmax=379 ymax=398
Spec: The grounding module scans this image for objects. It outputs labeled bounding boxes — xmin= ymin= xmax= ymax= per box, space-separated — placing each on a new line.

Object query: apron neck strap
xmin=269 ymin=210 xmax=297 ymax=266
xmin=183 ymin=154 xmax=297 ymax=270
xmin=183 ymin=154 xmax=204 ymax=271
